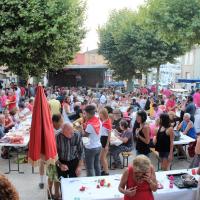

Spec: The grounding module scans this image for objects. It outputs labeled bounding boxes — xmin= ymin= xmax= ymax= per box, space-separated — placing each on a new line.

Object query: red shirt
xmin=7 ymin=95 xmax=16 ymax=111
xmin=27 ymin=103 xmax=33 ymax=112
xmin=166 ymin=99 xmax=176 ymax=112
xmin=124 ymin=166 xmax=154 ymax=200
xmin=141 ymin=88 xmax=148 ymax=95
xmin=20 ymin=87 xmax=26 ymax=97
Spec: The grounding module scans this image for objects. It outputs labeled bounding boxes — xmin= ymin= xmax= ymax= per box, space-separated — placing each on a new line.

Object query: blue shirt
xmin=0 ymin=125 xmax=5 ymax=139
xmin=181 ymin=120 xmax=196 ymax=139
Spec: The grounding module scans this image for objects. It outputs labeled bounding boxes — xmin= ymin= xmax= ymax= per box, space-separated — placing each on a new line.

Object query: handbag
xmin=188 ymin=141 xmax=197 ymax=158
xmin=174 ymin=130 xmax=181 ymax=141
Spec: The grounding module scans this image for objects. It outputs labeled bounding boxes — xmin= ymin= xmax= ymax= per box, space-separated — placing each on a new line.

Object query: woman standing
xmin=99 ymin=108 xmax=112 ymax=175
xmin=119 ymin=155 xmax=157 ymax=200
xmin=185 ymin=96 xmax=196 ymax=123
xmin=135 ymin=111 xmax=150 ymax=156
xmin=62 ymin=96 xmax=71 ymax=123
xmin=154 ymin=113 xmax=174 ymax=171
xmin=0 ymin=90 xmax=7 ymax=112
xmin=83 ymin=105 xmax=101 ymax=176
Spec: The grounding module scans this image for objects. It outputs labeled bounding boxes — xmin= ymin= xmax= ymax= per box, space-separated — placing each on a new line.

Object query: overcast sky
xmin=80 ymin=0 xmax=145 ymax=52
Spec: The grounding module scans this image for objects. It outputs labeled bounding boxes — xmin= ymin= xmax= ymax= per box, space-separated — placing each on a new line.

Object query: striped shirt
xmin=56 ymin=131 xmax=84 ymax=162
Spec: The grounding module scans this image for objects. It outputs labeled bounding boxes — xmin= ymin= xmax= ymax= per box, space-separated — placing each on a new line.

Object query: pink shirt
xmin=193 ymin=92 xmax=200 ymax=108
xmin=149 ymin=123 xmax=156 ymax=139
xmin=163 ymin=89 xmax=172 ymax=98
xmin=0 ymin=95 xmax=7 ymax=108
xmin=195 ymin=137 xmax=200 ymax=155
xmin=153 ymin=108 xmax=162 ymax=119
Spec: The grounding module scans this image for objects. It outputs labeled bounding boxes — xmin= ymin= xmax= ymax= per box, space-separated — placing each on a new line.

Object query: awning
xmin=64 ymin=64 xmax=108 ymax=69
xmin=177 ymin=79 xmax=200 ymax=83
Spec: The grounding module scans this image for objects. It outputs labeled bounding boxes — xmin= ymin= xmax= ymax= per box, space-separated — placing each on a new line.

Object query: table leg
xmin=5 ymin=147 xmax=11 ymax=174
xmin=16 ymin=148 xmax=24 ymax=174
xmin=5 ymin=147 xmax=24 ymax=174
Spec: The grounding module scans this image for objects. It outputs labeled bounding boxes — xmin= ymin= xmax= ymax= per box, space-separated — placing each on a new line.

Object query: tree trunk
xmin=127 ymin=78 xmax=133 ymax=92
xmin=145 ymin=73 xmax=148 ymax=85
xmin=156 ymin=66 xmax=160 ymax=97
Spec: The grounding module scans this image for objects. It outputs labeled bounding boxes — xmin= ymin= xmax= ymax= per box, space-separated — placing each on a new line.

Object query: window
xmin=185 ymin=72 xmax=191 ymax=79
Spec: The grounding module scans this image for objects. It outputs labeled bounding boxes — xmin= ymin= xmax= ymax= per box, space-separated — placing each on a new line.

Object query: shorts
xmin=100 ymin=136 xmax=108 ymax=148
xmin=46 ymin=164 xmax=59 ymax=182
xmin=159 ymin=152 xmax=170 ymax=160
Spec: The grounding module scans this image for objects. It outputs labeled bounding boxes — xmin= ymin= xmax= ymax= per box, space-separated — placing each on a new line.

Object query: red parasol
xmin=28 ymin=85 xmax=57 ymax=166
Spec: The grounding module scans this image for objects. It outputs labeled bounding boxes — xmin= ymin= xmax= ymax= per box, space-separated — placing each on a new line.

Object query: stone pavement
xmin=0 ymin=150 xmax=191 ymax=200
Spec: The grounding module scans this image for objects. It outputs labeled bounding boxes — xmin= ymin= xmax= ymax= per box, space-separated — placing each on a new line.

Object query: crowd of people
xmin=0 ymin=83 xmax=200 ymax=200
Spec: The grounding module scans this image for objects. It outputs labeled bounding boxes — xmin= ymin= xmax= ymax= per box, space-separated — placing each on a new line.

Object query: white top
xmin=139 ymin=99 xmax=146 ymax=109
xmin=19 ymin=108 xmax=30 ymax=117
xmin=194 ymin=108 xmax=200 ymax=133
xmin=100 ymin=126 xmax=110 ymax=137
xmin=85 ymin=124 xmax=101 ymax=149
xmin=15 ymin=87 xmax=21 ymax=103
xmin=111 ymin=101 xmax=118 ymax=109
xmin=100 ymin=95 xmax=107 ymax=104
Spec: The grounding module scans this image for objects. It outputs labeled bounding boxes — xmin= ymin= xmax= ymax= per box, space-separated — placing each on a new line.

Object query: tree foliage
xmin=143 ymin=0 xmax=200 ymax=49
xmin=98 ymin=9 xmax=184 ymax=81
xmin=0 ymin=0 xmax=86 ymax=78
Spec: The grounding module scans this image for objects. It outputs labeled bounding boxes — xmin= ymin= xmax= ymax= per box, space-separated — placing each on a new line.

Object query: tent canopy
xmin=178 ymin=79 xmax=200 ymax=83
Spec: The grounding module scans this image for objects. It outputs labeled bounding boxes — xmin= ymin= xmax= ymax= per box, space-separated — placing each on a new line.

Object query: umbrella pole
xmin=39 ymin=160 xmax=48 ymax=200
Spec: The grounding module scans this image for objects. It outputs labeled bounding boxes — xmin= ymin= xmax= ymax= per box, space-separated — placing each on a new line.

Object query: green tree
xmin=143 ymin=0 xmax=200 ymax=49
xmin=98 ymin=9 xmax=184 ymax=93
xmin=0 ymin=0 xmax=86 ymax=78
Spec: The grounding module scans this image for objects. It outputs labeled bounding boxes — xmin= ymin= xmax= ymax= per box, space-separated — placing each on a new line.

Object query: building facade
xmin=180 ymin=46 xmax=200 ymax=79
xmin=147 ymin=62 xmax=181 ymax=87
xmin=48 ymin=49 xmax=108 ymax=87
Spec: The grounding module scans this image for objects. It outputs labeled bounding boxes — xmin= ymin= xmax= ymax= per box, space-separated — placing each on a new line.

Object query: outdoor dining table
xmin=61 ymin=169 xmax=200 ymax=200
xmin=0 ymin=135 xmax=30 ymax=174
xmin=0 ymin=116 xmax=31 ymax=174
xmin=174 ymin=133 xmax=195 ymax=146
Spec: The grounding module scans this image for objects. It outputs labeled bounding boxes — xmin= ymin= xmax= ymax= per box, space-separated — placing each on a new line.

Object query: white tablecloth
xmin=0 ymin=134 xmax=30 ymax=147
xmin=174 ymin=133 xmax=195 ymax=145
xmin=0 ymin=116 xmax=31 ymax=147
xmin=154 ymin=169 xmax=200 ymax=200
xmin=61 ymin=169 xmax=200 ymax=200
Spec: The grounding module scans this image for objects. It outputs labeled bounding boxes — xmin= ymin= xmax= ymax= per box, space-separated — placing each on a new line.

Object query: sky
xmin=80 ymin=0 xmax=145 ymax=52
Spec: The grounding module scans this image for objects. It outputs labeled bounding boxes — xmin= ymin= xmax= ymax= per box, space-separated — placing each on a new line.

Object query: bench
xmin=122 ymin=152 xmax=132 ymax=168
xmin=109 ymin=151 xmax=132 ymax=169
xmin=150 ymin=148 xmax=173 ymax=171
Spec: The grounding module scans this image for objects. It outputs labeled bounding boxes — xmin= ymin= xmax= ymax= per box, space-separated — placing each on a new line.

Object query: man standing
xmin=0 ymin=114 xmax=5 ymax=139
xmin=56 ymin=123 xmax=84 ymax=178
xmin=7 ymin=90 xmax=16 ymax=112
xmin=166 ymin=94 xmax=177 ymax=112
xmin=49 ymin=94 xmax=61 ymax=116
xmin=99 ymin=91 xmax=107 ymax=105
